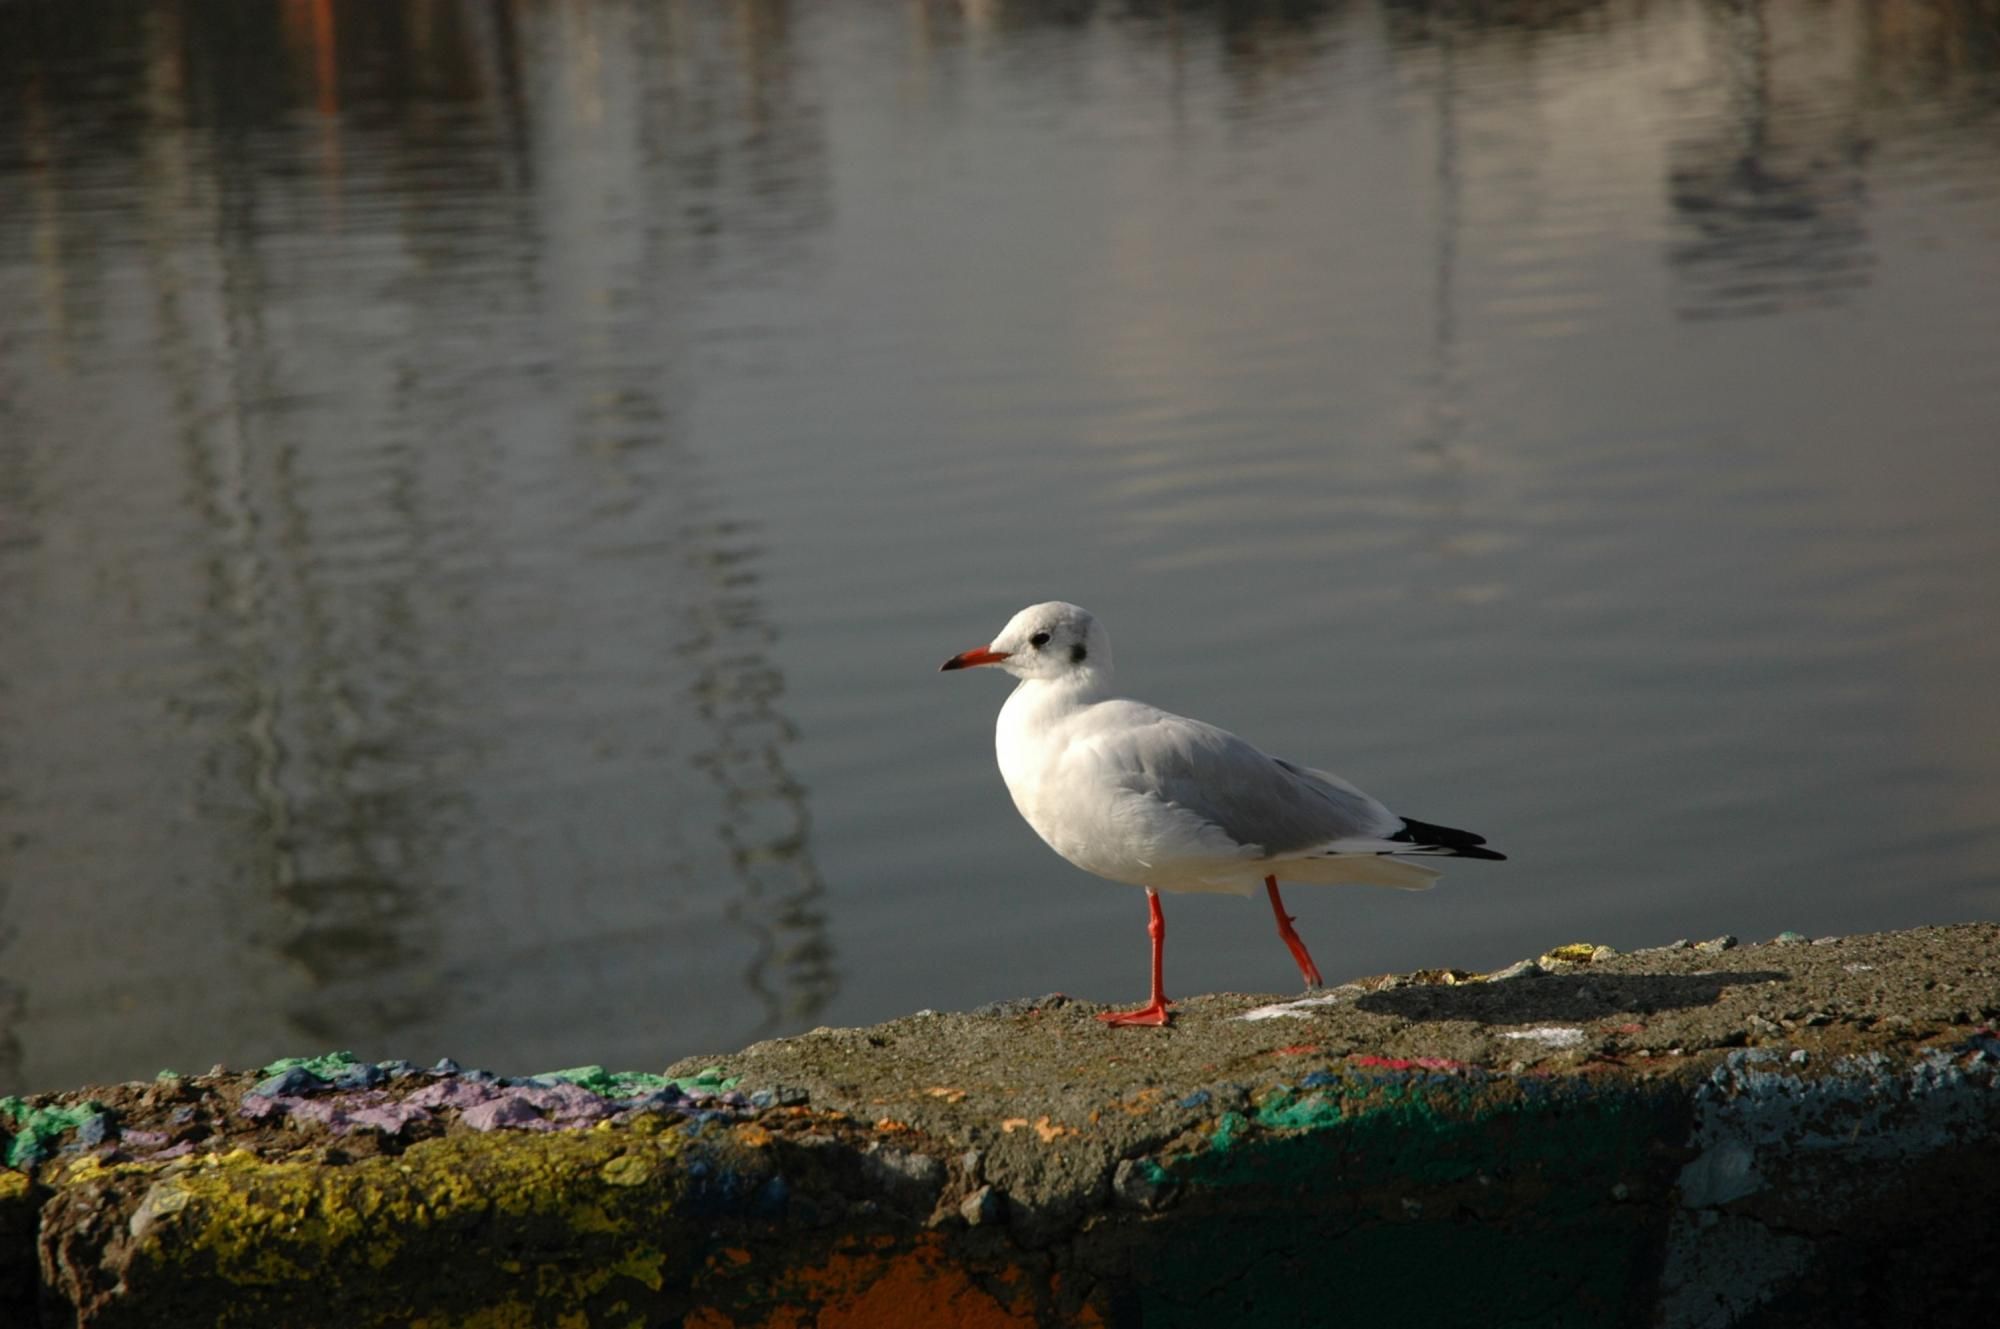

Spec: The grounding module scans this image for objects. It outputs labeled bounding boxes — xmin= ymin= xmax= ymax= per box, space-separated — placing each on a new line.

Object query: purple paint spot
xmin=345 ymin=1104 xmax=429 ymax=1135
xmin=1349 ymin=1054 xmax=1472 ymax=1072
xmin=404 ymin=1079 xmax=499 ymax=1112
xmin=514 ymin=1083 xmax=614 ymax=1125
xmin=238 ymin=1096 xmax=288 ymax=1122
xmin=282 ymin=1098 xmax=355 ymax=1128
xmin=461 ymin=1098 xmax=547 ymax=1131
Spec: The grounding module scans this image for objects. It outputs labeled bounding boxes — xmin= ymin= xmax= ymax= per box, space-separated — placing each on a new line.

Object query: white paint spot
xmin=1500 ymin=1026 xmax=1587 ymax=1048
xmin=1238 ymin=988 xmax=1362 ymax=1021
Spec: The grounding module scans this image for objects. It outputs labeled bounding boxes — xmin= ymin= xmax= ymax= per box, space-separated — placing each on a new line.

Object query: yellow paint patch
xmin=116 ymin=1129 xmax=688 ymax=1305
xmin=1540 ymin=943 xmax=1618 ymax=966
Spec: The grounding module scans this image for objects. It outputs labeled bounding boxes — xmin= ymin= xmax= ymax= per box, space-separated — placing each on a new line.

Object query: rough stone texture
xmin=2 ymin=923 xmax=1997 ymax=1326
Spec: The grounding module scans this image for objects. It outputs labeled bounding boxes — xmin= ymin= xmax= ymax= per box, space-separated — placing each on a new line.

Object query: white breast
xmin=994 ymin=682 xmax=1258 ymax=894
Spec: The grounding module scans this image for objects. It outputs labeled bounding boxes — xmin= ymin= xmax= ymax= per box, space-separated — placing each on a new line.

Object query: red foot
xmin=1267 ymin=876 xmax=1325 ymax=989
xmin=1099 ymin=889 xmax=1173 ymax=1026
xmin=1096 ymin=1001 xmax=1172 ymax=1027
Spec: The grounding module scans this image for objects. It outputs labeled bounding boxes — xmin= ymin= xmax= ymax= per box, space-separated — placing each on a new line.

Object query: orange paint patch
xmin=695 ymin=1233 xmax=1105 ymax=1329
xmin=999 ymin=1117 xmax=1030 ymax=1134
xmin=926 ymin=1086 xmax=968 ymax=1104
xmin=874 ymin=1118 xmax=913 ymax=1133
xmin=1032 ymin=1116 xmax=1071 ymax=1143
xmin=735 ymin=1125 xmax=773 ymax=1148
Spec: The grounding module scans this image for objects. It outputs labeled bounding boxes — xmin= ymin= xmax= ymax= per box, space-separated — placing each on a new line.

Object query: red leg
xmin=1266 ymin=875 xmax=1324 ymax=989
xmin=1098 ymin=888 xmax=1172 ymax=1026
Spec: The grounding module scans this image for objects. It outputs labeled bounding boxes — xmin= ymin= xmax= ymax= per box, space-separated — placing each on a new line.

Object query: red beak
xmin=940 ymin=646 xmax=1010 ymax=672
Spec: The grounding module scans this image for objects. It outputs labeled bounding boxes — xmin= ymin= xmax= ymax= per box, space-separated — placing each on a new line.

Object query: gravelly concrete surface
xmin=3 ymin=923 xmax=1996 ymax=1327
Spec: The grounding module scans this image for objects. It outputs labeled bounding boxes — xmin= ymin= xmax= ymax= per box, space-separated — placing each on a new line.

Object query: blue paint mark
xmin=249 ymin=1067 xmax=323 ymax=1099
xmin=1178 ymin=1089 xmax=1212 ymax=1109
xmin=328 ymin=1063 xmax=387 ymax=1091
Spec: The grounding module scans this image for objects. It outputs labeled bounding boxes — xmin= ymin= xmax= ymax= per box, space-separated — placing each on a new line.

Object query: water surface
xmin=3 ymin=0 xmax=1999 ymax=1094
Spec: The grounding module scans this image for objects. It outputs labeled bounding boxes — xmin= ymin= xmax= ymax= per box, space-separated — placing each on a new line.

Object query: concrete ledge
xmin=4 ymin=923 xmax=1998 ymax=1326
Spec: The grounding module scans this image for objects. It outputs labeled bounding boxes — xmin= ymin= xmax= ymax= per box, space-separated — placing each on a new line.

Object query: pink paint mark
xmin=460 ymin=1098 xmax=547 ymax=1132
xmin=1348 ymin=1054 xmax=1473 ymax=1072
xmin=1272 ymin=1044 xmax=1323 ymax=1057
xmin=1608 ymin=1023 xmax=1646 ymax=1035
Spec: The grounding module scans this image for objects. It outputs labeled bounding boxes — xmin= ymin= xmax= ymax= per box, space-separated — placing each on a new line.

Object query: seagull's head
xmin=941 ymin=601 xmax=1112 ymax=683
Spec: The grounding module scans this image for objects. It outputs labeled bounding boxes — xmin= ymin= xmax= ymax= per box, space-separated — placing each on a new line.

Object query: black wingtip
xmin=1450 ymin=845 xmax=1509 ymax=862
xmin=1393 ymin=817 xmax=1506 ymax=861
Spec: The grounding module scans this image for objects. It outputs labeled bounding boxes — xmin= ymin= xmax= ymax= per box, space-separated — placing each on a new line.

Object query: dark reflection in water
xmin=3 ymin=0 xmax=1998 ymax=1094
xmin=0 ymin=0 xmax=837 ymax=1091
xmin=1666 ymin=1 xmax=1875 ymax=319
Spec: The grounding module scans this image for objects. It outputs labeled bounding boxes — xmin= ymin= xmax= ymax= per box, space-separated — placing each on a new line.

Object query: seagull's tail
xmin=1273 ymin=854 xmax=1445 ymax=890
xmin=1387 ymin=817 xmax=1508 ymax=861
xmin=1266 ymin=818 xmax=1505 ymax=890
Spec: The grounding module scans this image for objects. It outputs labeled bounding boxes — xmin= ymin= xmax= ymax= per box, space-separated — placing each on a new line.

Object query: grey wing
xmin=1088 ymin=703 xmax=1398 ymax=856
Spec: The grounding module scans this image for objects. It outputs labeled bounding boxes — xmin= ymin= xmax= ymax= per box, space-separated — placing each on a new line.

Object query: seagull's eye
xmin=1029 ymin=631 xmax=1051 ymax=649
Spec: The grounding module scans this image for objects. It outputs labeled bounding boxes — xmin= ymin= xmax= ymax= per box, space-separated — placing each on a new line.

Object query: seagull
xmin=941 ymin=601 xmax=1505 ymax=1027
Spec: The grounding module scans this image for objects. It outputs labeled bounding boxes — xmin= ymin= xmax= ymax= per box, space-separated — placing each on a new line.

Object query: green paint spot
xmin=0 ymin=1096 xmax=108 ymax=1167
xmin=260 ymin=1051 xmax=363 ymax=1079
xmin=536 ymin=1064 xmax=737 ymax=1096
xmin=1210 ymin=1111 xmax=1250 ymax=1151
xmin=670 ymin=1065 xmax=739 ymax=1095
xmin=156 ymin=1069 xmax=182 ymax=1081
xmin=538 ymin=1066 xmax=671 ymax=1098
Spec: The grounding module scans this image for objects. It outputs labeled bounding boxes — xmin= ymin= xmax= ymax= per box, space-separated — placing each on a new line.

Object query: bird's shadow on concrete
xmin=1355 ymin=970 xmax=1790 ymax=1025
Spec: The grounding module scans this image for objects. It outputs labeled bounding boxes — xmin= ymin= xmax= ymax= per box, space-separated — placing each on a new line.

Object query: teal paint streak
xmin=1209 ymin=1111 xmax=1250 ymax=1152
xmin=1254 ymin=1087 xmax=1344 ymax=1131
xmin=1135 ymin=1076 xmax=1685 ymax=1327
xmin=1188 ymin=1077 xmax=1675 ymax=1190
